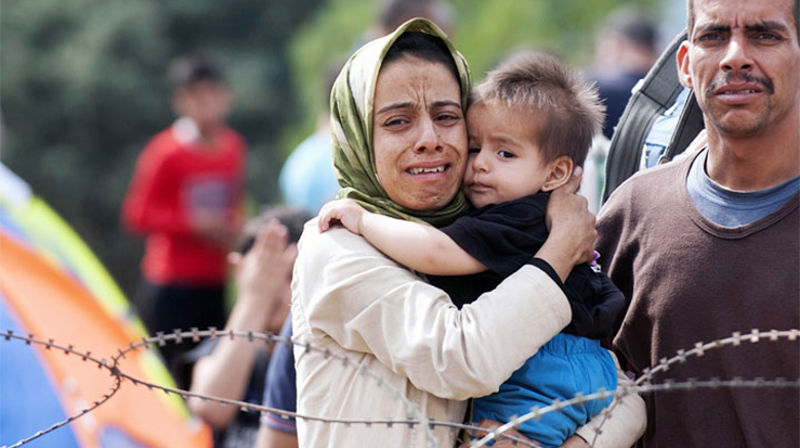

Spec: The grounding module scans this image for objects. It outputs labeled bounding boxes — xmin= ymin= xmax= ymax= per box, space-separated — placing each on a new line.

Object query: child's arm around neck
xmin=318 ymin=199 xmax=487 ymax=276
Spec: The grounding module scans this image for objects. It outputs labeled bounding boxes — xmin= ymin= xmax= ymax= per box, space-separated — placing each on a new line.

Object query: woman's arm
xmin=294 ymin=221 xmax=572 ymax=400
xmin=318 ymin=198 xmax=486 ymax=275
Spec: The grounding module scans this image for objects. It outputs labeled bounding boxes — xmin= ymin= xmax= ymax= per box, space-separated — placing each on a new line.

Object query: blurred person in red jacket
xmin=122 ymin=54 xmax=246 ymax=387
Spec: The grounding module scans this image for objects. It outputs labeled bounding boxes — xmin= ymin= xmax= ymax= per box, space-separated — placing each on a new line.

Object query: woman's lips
xmin=406 ymin=164 xmax=448 ymax=175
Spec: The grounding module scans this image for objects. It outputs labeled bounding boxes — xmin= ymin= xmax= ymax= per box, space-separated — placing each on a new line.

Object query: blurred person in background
xmin=121 ymin=54 xmax=246 ymax=387
xmin=187 ymin=207 xmax=311 ymax=448
xmin=587 ymin=7 xmax=660 ymax=139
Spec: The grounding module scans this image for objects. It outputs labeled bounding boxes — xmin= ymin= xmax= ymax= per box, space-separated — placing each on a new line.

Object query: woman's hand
xmin=318 ymin=198 xmax=367 ymax=234
xmin=457 ymin=419 xmax=537 ymax=448
xmin=559 ymin=435 xmax=589 ymax=448
xmin=457 ymin=419 xmax=589 ymax=448
xmin=536 ymin=167 xmax=596 ymax=282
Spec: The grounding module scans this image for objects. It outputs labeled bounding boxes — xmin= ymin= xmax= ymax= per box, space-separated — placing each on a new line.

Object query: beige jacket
xmin=292 ymin=221 xmax=645 ymax=447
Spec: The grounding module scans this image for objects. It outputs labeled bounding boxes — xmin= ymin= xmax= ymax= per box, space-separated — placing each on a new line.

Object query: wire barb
xmin=3 ymin=327 xmax=798 ymax=448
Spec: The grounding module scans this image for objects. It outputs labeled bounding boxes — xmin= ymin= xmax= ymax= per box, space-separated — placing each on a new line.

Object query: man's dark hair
xmin=383 ymin=31 xmax=459 ymax=83
xmin=236 ymin=207 xmax=314 ymax=255
xmin=687 ymin=0 xmax=800 ymax=46
xmin=168 ymin=54 xmax=225 ymax=90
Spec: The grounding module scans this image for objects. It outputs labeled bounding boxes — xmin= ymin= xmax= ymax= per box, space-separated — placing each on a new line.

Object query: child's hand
xmin=318 ymin=199 xmax=366 ymax=234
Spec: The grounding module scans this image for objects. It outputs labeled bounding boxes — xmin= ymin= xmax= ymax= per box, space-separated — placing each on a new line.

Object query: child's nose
xmin=471 ymin=150 xmax=490 ymax=172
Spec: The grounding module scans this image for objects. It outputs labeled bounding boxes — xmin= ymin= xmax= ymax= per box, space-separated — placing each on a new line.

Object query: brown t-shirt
xmin=597 ymin=152 xmax=799 ymax=448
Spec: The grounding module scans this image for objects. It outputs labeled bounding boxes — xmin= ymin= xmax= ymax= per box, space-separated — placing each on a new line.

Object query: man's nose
xmin=720 ymin=34 xmax=754 ymax=74
xmin=413 ymin=117 xmax=441 ymax=153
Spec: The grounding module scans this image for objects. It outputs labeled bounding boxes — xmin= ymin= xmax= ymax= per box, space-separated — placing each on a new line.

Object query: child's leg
xmin=470 ymin=333 xmax=617 ymax=447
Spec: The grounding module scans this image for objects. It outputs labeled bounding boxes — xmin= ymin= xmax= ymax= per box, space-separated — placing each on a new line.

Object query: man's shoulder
xmin=599 ymin=157 xmax=692 ymax=227
xmin=610 ymin=158 xmax=686 ymax=200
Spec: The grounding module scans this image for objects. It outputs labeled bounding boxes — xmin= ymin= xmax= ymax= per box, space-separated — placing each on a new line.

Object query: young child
xmin=122 ymin=54 xmax=246 ymax=386
xmin=318 ymin=51 xmax=626 ymax=447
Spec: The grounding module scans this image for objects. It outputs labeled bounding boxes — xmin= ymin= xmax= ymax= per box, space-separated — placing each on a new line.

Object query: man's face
xmin=678 ymin=0 xmax=800 ymax=137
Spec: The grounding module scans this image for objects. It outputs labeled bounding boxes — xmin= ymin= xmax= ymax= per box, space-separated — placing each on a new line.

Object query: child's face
xmin=174 ymin=80 xmax=232 ymax=130
xmin=464 ymin=101 xmax=550 ymax=208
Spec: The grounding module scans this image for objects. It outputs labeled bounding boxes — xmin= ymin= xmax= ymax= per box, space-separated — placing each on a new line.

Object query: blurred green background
xmin=0 ymin=0 xmax=677 ymax=297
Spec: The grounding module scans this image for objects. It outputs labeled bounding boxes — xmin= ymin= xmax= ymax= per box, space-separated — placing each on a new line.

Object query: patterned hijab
xmin=329 ymin=18 xmax=471 ymax=226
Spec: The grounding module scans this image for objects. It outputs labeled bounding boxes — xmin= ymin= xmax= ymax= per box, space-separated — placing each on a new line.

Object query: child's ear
xmin=541 ymin=156 xmax=574 ymax=192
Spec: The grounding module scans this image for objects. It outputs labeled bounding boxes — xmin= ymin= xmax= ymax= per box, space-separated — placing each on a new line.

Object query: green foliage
xmin=1 ymin=0 xmax=323 ymax=293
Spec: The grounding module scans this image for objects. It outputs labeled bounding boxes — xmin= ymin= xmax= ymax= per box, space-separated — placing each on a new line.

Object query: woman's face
xmin=372 ymin=54 xmax=467 ymax=211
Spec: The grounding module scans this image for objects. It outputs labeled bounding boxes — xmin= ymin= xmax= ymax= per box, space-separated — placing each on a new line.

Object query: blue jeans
xmin=471 ymin=333 xmax=617 ymax=447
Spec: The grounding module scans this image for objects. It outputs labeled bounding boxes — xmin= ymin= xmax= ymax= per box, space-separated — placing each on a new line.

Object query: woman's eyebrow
xmin=432 ymin=100 xmax=461 ymax=109
xmin=376 ymin=102 xmax=414 ymax=115
xmin=376 ymin=100 xmax=460 ymax=115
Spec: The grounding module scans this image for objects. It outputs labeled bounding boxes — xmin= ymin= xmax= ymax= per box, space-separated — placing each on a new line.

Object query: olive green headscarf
xmin=330 ymin=18 xmax=471 ymax=227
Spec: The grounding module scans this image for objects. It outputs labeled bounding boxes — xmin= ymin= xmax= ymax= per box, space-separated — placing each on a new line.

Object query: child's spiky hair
xmin=471 ymin=51 xmax=605 ymax=166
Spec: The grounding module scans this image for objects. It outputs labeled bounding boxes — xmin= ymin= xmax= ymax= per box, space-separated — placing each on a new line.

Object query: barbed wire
xmin=2 ymin=327 xmax=798 ymax=448
xmin=2 ymin=331 xmax=122 ymax=448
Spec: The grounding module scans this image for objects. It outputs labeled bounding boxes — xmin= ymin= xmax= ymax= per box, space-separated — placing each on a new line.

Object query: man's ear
xmin=677 ymin=40 xmax=693 ymax=89
xmin=541 ymin=156 xmax=573 ymax=192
